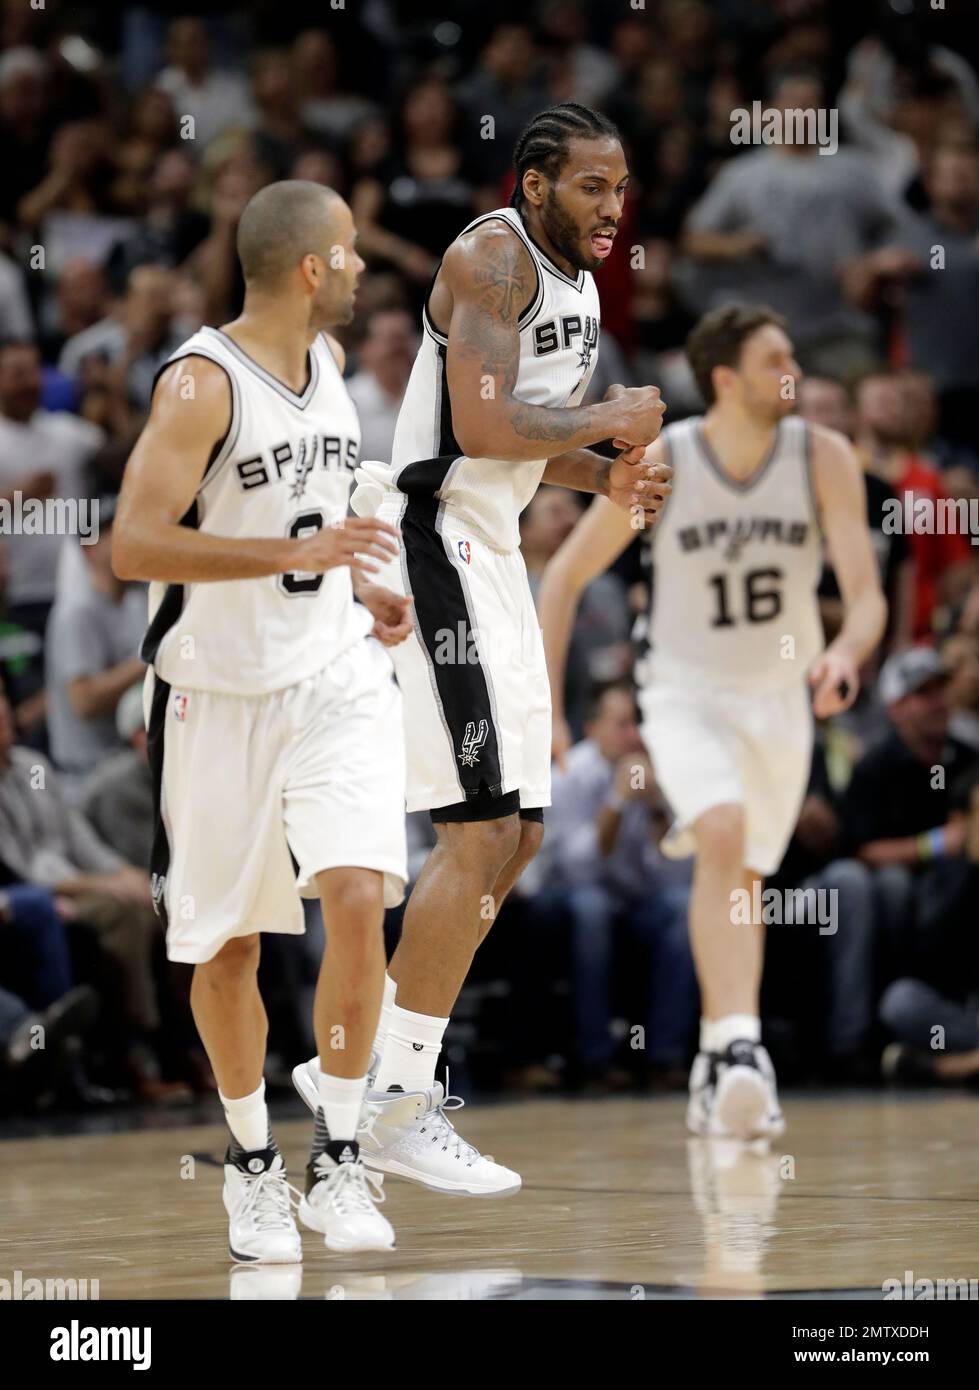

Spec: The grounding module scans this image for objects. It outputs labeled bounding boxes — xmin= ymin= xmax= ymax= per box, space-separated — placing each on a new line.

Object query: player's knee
xmin=693 ymin=804 xmax=745 ymax=865
xmin=320 ymin=870 xmax=385 ymax=932
xmin=198 ymin=933 xmax=260 ymax=986
xmin=447 ymin=814 xmax=522 ymax=876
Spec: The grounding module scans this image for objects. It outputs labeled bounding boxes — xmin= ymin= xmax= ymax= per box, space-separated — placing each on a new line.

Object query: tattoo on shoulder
xmin=470 ymin=234 xmax=533 ymax=324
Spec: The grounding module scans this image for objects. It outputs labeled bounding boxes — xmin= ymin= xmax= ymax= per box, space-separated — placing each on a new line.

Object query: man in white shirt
xmin=155 ymin=16 xmax=255 ymax=149
xmin=0 ymin=341 xmax=103 ymax=639
xmin=345 ymin=310 xmax=417 ymax=465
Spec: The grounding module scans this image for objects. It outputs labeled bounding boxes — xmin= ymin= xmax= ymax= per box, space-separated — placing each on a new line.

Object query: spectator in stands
xmin=879 ymin=766 xmax=979 ymax=1087
xmin=249 ymin=48 xmax=318 ymax=181
xmin=820 ymin=649 xmax=979 ymax=1071
xmin=0 ymin=682 xmax=180 ymax=1100
xmin=346 ymin=310 xmax=417 ymax=464
xmin=539 ymin=1 xmax=619 ymax=110
xmin=0 ymin=252 xmax=34 ymax=342
xmin=799 ymin=375 xmax=914 ymax=654
xmin=351 ymin=77 xmax=475 ymax=304
xmin=105 ymin=149 xmax=209 ymax=293
xmin=40 ymin=258 xmax=110 ymax=366
xmin=16 ymin=118 xmax=134 ymax=278
xmin=853 ymin=370 xmax=974 ymax=639
xmin=0 ymin=340 xmax=103 ymax=651
xmin=539 ymin=684 xmax=697 ymax=1087
xmin=292 ymin=28 xmax=376 ymax=146
xmin=457 ymin=23 xmax=547 ymax=195
xmin=683 ymin=69 xmax=908 ymax=376
xmin=943 ymin=629 xmax=979 ymax=754
xmin=0 ymin=46 xmax=53 ymax=236
xmin=82 ymin=683 xmax=153 ymax=871
xmin=154 ymin=15 xmax=254 ymax=150
xmin=521 ymin=487 xmax=632 ymax=740
xmin=0 ymin=975 xmax=97 ymax=1110
xmin=44 ymin=502 xmax=146 ymax=797
xmin=895 ymin=143 xmax=979 ymax=454
xmin=58 ymin=264 xmax=185 ymax=411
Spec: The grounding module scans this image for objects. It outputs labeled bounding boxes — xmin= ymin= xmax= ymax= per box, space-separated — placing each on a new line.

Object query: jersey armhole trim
xmin=151 ymin=350 xmax=241 ymax=493
xmin=801 ymin=420 xmax=824 ymax=535
xmin=423 ymin=212 xmax=544 ymax=345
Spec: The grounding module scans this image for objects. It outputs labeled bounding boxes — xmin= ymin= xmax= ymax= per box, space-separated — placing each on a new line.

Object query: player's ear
xmin=522 ymin=169 xmax=546 ymax=208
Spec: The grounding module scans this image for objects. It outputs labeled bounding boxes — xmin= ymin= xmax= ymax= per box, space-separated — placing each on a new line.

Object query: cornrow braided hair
xmin=509 ymin=103 xmax=621 ymax=210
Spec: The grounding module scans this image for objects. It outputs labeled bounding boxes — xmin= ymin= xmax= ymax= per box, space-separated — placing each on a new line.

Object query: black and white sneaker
xmin=687 ymin=1041 xmax=785 ymax=1141
xmin=298 ymin=1133 xmax=395 ymax=1253
xmin=222 ymin=1145 xmax=302 ymax=1264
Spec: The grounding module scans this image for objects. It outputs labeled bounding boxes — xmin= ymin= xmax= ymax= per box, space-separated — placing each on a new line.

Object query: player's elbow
xmin=111 ymin=527 xmax=142 ymax=582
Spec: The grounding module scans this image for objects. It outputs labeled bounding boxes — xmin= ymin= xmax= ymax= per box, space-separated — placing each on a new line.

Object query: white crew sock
xmin=220 ymin=1080 xmax=270 ymax=1152
xmin=375 ymin=1005 xmax=449 ymax=1092
xmin=701 ymin=1014 xmax=761 ymax=1054
xmin=317 ymin=1070 xmax=368 ymax=1143
xmin=372 ymin=973 xmax=398 ymax=1061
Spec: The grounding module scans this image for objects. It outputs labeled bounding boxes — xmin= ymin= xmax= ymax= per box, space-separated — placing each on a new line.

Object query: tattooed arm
xmin=440 ymin=222 xmax=666 ymax=462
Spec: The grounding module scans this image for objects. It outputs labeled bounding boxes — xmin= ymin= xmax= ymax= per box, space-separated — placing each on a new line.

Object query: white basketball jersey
xmin=645 ymin=415 xmax=823 ymax=692
xmin=142 ymin=327 xmax=372 ymax=695
xmin=363 ymin=206 xmax=601 ymax=552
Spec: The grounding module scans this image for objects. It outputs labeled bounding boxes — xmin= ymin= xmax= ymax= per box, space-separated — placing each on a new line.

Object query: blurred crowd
xmin=2 ymin=0 xmax=979 ymax=1113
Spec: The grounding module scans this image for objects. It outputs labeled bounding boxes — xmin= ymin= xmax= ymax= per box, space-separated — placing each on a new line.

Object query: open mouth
xmin=590 ymin=230 xmax=615 ymax=259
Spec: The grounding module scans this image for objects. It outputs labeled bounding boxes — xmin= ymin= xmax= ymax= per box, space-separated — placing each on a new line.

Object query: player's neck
xmin=516 ymin=206 xmax=579 ymax=281
xmin=222 ymin=298 xmax=321 ymax=394
xmin=703 ymin=404 xmax=778 ymax=480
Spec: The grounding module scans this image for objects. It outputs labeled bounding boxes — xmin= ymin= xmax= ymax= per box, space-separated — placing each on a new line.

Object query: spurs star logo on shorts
xmin=458 ymin=539 xmax=471 ymax=564
xmin=459 ymin=718 xmax=488 ymax=767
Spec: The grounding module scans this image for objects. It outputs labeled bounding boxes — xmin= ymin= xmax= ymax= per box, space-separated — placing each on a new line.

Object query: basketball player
xmin=292 ymin=104 xmax=670 ymax=1191
xmin=538 ymin=304 xmax=887 ymax=1141
xmin=112 ymin=181 xmax=411 ymax=1257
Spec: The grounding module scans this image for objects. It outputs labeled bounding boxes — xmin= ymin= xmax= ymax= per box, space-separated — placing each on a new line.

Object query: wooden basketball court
xmin=3 ymin=1093 xmax=977 ymax=1300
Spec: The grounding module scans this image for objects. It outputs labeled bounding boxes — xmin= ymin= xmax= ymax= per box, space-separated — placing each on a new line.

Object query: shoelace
xmin=235 ymin=1167 xmax=302 ymax=1232
xmin=310 ymin=1156 xmax=386 ymax=1215
xmin=420 ymin=1076 xmax=483 ymax=1167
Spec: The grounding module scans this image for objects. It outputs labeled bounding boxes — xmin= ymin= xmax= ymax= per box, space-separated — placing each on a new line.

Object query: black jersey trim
xmin=212 ymin=328 xmax=319 ymax=409
xmin=139 ymin=496 xmax=201 ymax=666
xmin=146 ymin=670 xmax=172 ymax=930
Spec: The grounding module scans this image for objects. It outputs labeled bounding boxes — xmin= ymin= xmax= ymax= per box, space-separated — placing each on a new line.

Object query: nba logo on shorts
xmin=458 ymin=539 xmax=471 ymax=565
xmin=173 ymin=692 xmax=189 ymax=722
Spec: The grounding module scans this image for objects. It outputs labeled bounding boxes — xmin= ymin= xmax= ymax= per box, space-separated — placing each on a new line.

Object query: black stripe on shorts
xmin=399 ymin=459 xmax=505 ymax=804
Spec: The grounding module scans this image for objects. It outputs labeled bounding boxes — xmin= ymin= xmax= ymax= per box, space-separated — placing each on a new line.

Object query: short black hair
xmin=236 ymin=180 xmax=341 ymax=287
xmin=685 ymin=303 xmax=787 ymax=407
xmin=510 ymin=102 xmax=620 ymax=211
xmin=583 ymin=680 xmax=637 ymax=726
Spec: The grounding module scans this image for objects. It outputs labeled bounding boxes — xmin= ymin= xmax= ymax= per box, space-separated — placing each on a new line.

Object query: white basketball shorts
xmin=638 ymin=673 xmax=813 ymax=877
xmin=372 ymin=490 xmax=551 ymax=817
xmin=145 ymin=637 xmax=407 ymax=964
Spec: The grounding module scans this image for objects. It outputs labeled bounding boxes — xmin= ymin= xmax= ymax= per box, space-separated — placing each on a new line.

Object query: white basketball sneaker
xmin=687 ymin=1041 xmax=785 ymax=1142
xmin=359 ymin=1083 xmax=522 ymax=1196
xmin=298 ymin=1145 xmax=395 ymax=1252
xmin=292 ymin=1059 xmax=521 ymax=1196
xmin=223 ymin=1146 xmax=303 ymax=1265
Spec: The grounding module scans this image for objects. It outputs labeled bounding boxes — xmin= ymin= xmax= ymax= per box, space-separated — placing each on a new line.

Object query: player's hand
xmin=607 ymin=449 xmax=672 ymax=527
xmin=287 ymin=517 xmax=400 ymax=579
xmin=809 ymin=647 xmax=860 ymax=718
xmin=356 ymin=582 xmax=413 ymax=646
xmin=607 ymin=384 xmax=667 ymax=448
xmin=551 ymin=712 xmax=573 ymax=770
